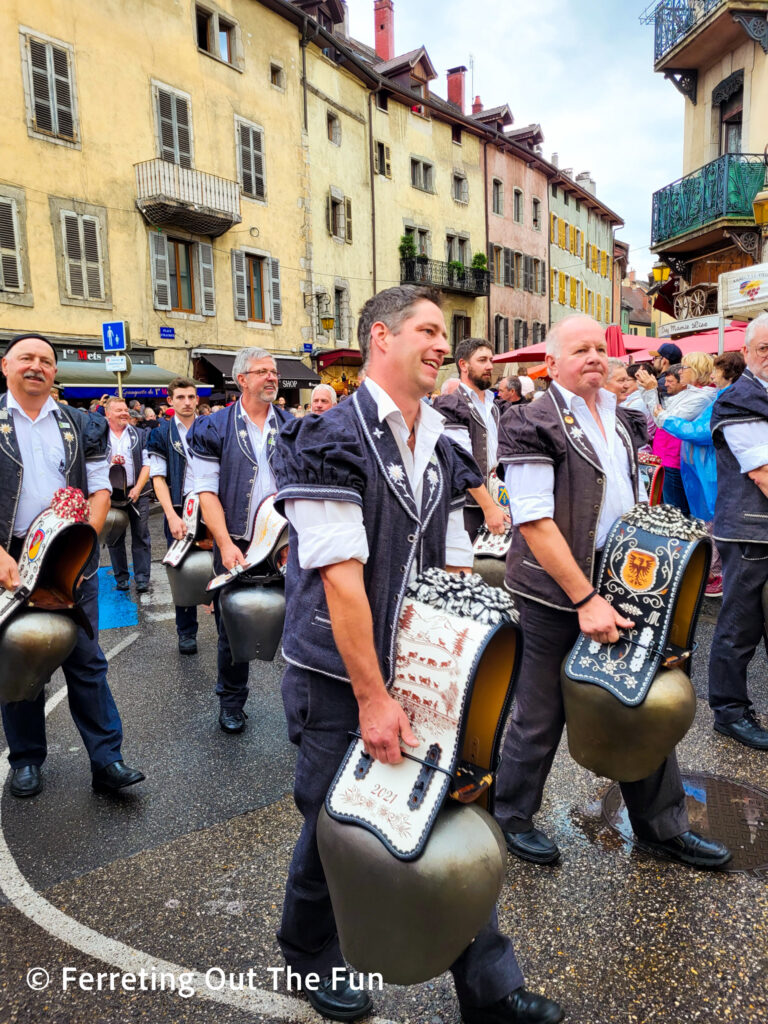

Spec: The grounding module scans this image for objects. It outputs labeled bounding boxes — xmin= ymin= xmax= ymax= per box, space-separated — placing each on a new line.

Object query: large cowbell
xmin=318 ymin=569 xmax=521 ymax=985
xmin=99 ymin=506 xmax=129 ymax=546
xmin=0 ymin=505 xmax=97 ymax=704
xmin=163 ymin=495 xmax=214 ymax=607
xmin=562 ymin=504 xmax=709 ymax=783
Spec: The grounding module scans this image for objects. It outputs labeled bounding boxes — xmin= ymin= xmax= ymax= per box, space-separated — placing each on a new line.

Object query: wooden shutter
xmin=550 ymin=213 xmax=556 ymax=243
xmin=373 ymin=144 xmax=379 ymax=174
xmin=384 ymin=145 xmax=392 ymax=178
xmin=558 ymin=219 xmax=566 ymax=249
xmin=326 ymin=194 xmax=333 ymax=236
xmin=239 ymin=123 xmax=265 ymax=200
xmin=29 ymin=39 xmax=53 ymax=134
xmin=198 ymin=242 xmax=216 ymax=315
xmin=268 ymin=257 xmax=282 ymax=324
xmin=0 ymin=200 xmax=22 ymax=291
xmin=157 ymin=88 xmax=191 ymax=167
xmin=504 ymin=248 xmax=513 ymax=287
xmin=522 ymin=322 xmax=528 ymax=345
xmin=175 ymin=96 xmax=192 ymax=168
xmin=523 ymin=255 xmax=533 ymax=292
xmin=81 ymin=216 xmax=103 ymax=300
xmin=231 ymin=250 xmax=248 ymax=320
xmin=502 ymin=317 xmax=509 ymax=351
xmin=157 ymin=89 xmax=177 ymax=163
xmin=51 ymin=45 xmax=74 ymax=139
xmin=150 ymin=232 xmax=171 ymax=310
xmin=61 ymin=212 xmax=84 ymax=298
xmin=344 ymin=197 xmax=353 ymax=243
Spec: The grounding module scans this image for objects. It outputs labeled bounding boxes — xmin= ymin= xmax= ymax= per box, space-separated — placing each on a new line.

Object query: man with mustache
xmin=0 ymin=334 xmax=144 ymax=797
xmin=187 ymin=347 xmax=291 ymax=733
xmin=272 ymin=287 xmax=563 ymax=1024
xmin=434 ymin=337 xmax=508 ymax=541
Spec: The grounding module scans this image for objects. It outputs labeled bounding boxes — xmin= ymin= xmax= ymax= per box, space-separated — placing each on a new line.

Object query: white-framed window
xmin=269 ymin=62 xmax=285 ymax=90
xmin=149 ymin=234 xmax=215 ymax=316
xmin=195 ymin=4 xmax=241 ymax=68
xmin=231 ymin=248 xmax=281 ymax=325
xmin=452 ymin=173 xmax=469 ymax=204
xmin=532 ymin=197 xmax=542 ymax=230
xmin=327 ymin=111 xmax=341 ymax=146
xmin=410 ymin=159 xmax=434 ymax=193
xmin=19 ymin=29 xmax=79 ymax=147
xmin=48 ymin=196 xmax=112 ymax=309
xmin=326 ymin=189 xmax=353 ymax=243
xmin=513 ymin=188 xmax=524 ymax=224
xmin=374 ymin=141 xmax=392 ymax=178
xmin=446 ymin=234 xmax=468 ymax=263
xmin=153 ymin=81 xmax=193 ymax=168
xmin=235 ymin=116 xmax=266 ymax=202
xmin=492 ymin=179 xmax=504 ymax=216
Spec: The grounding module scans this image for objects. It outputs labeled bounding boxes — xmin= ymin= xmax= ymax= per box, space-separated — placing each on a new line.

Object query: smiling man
xmin=187 ymin=348 xmax=292 ymax=733
xmin=493 ymin=314 xmax=730 ymax=872
xmin=272 ymin=286 xmax=562 ymax=1024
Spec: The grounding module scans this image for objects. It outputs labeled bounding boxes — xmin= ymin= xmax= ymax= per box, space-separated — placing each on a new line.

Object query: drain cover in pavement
xmin=602 ymin=772 xmax=768 ymax=877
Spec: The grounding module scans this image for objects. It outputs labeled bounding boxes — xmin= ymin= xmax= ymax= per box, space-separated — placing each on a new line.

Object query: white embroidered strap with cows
xmin=326 ymin=570 xmax=518 ymax=860
xmin=163 ymin=494 xmax=201 ymax=568
xmin=206 ymin=493 xmax=289 ymax=592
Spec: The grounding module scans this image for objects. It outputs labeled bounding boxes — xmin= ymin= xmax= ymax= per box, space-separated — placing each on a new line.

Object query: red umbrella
xmin=605 ymin=325 xmax=627 ymax=357
xmin=493 ymin=326 xmax=636 ymax=363
xmin=630 ymin=322 xmax=748 ymax=362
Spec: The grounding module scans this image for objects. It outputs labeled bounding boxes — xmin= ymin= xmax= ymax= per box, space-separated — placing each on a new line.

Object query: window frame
xmin=194 ymin=3 xmax=243 ymax=70
xmin=492 ymin=179 xmax=504 ymax=216
xmin=452 ymin=172 xmax=469 ymax=204
xmin=235 ymin=115 xmax=267 ymax=203
xmin=532 ymin=196 xmax=542 ymax=230
xmin=49 ymin=195 xmax=111 ymax=309
xmin=168 ymin=238 xmax=196 ymax=314
xmin=19 ymin=28 xmax=80 ymax=149
xmin=327 ymin=111 xmax=341 ymax=146
xmin=269 ymin=62 xmax=286 ymax=90
xmin=374 ymin=141 xmax=392 ymax=178
xmin=410 ymin=158 xmax=435 ymax=193
xmin=513 ymin=188 xmax=524 ymax=224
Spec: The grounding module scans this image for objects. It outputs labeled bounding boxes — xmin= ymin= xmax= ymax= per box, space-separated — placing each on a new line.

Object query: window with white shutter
xmin=237 ymin=119 xmax=266 ymax=201
xmin=61 ymin=212 xmax=103 ymax=300
xmin=269 ymin=258 xmax=282 ymax=324
xmin=154 ymin=84 xmax=193 ymax=168
xmin=231 ymin=250 xmax=248 ymax=321
xmin=0 ymin=200 xmax=23 ymax=293
xmin=21 ymin=31 xmax=78 ymax=146
xmin=198 ymin=242 xmax=216 ymax=315
xmin=150 ymin=233 xmax=171 ymax=310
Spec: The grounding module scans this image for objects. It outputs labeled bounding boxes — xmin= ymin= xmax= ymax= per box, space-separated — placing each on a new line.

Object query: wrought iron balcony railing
xmin=648 ymin=0 xmax=723 ymax=62
xmin=399 ymin=257 xmax=491 ymax=297
xmin=651 ymin=153 xmax=765 ymax=247
xmin=134 ymin=158 xmax=241 ymax=237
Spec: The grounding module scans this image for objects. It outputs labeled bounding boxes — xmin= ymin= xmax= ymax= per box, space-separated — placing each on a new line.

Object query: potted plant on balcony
xmin=399 ymin=234 xmax=418 ymax=282
xmin=471 ymin=251 xmax=488 ymax=290
xmin=448 ymin=259 xmax=466 ymax=286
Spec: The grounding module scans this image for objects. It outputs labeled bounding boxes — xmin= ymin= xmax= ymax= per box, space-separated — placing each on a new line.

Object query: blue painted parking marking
xmin=97 ymin=566 xmax=138 ymax=629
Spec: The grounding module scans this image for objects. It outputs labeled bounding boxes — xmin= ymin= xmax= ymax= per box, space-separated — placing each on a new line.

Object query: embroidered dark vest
xmin=434 ymin=387 xmax=498 ymax=506
xmin=147 ymin=418 xmax=189 ymax=508
xmin=107 ymin=425 xmax=150 ymax=496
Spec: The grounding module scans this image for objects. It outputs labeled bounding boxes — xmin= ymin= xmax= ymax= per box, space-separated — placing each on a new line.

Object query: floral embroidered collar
xmin=0 ymin=393 xmax=78 ymax=473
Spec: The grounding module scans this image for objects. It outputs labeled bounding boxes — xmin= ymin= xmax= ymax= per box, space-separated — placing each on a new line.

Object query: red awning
xmin=315 ymin=348 xmax=363 ymax=370
xmin=493 ymin=327 xmax=638 ymax=364
xmin=630 ymin=322 xmax=748 ymax=362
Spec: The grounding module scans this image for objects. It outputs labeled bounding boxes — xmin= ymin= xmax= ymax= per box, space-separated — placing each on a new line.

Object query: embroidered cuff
xmin=276 ymin=484 xmax=364 ymax=506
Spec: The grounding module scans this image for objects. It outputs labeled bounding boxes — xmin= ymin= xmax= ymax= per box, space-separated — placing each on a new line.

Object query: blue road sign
xmin=102 ymin=321 xmax=127 ymax=352
xmin=303 ymin=342 xmax=313 ymax=352
xmin=160 ymin=326 xmax=175 ymax=339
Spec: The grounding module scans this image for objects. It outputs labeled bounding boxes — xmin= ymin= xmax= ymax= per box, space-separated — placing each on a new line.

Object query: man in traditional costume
xmin=104 ymin=396 xmax=152 ymax=593
xmin=494 ymin=314 xmax=730 ymax=871
xmin=272 ymin=286 xmax=563 ymax=1024
xmin=0 ymin=334 xmax=144 ymax=798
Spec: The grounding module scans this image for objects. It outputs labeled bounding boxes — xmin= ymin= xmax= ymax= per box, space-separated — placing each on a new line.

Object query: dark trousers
xmin=213 ymin=592 xmax=249 ymax=711
xmin=463 ymin=505 xmax=485 ymax=543
xmin=278 ymin=665 xmax=523 ymax=1007
xmin=493 ymin=598 xmax=689 ymax=843
xmin=708 ymin=541 xmax=768 ymax=724
xmin=108 ymin=492 xmax=151 ymax=586
xmin=163 ymin=518 xmax=198 ymax=640
xmin=1 ymin=571 xmax=124 ymax=771
xmin=662 ymin=466 xmax=690 ymax=516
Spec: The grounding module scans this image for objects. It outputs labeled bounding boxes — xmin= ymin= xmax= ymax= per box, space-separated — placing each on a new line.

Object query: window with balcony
xmin=149 ymin=234 xmax=215 ymax=316
xmin=196 ymin=5 xmax=240 ymax=66
xmin=492 ymin=179 xmax=504 ymax=216
xmin=720 ymin=88 xmax=743 ymax=155
xmin=452 ymin=173 xmax=469 ymax=204
xmin=154 ymin=82 xmax=193 ymax=168
xmin=236 ymin=118 xmax=266 ymax=201
xmin=231 ymin=248 xmax=281 ymax=324
xmin=513 ymin=189 xmax=524 ymax=224
xmin=532 ymin=197 xmax=541 ymax=230
xmin=374 ymin=141 xmax=392 ymax=178
xmin=326 ymin=189 xmax=352 ymax=243
xmin=327 ymin=112 xmax=341 ymax=146
xmin=49 ymin=197 xmax=112 ymax=309
xmin=0 ymin=187 xmax=32 ymax=307
xmin=411 ymin=159 xmax=434 ymax=192
xmin=20 ymin=31 xmax=78 ymax=147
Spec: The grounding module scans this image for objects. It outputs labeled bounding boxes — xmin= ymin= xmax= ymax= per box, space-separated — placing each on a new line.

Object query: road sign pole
xmin=117 ymin=370 xmax=123 ymax=399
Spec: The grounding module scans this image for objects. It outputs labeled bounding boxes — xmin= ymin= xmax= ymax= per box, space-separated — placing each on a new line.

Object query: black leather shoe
xmin=115 ymin=581 xmax=130 ymax=591
xmin=10 ymin=765 xmax=42 ymax=798
xmin=92 ymin=761 xmax=146 ymax=792
xmin=636 ymin=829 xmax=732 ymax=870
xmin=178 ymin=636 xmax=198 ymax=655
xmin=136 ymin=582 xmax=149 ymax=593
xmin=219 ymin=709 xmax=248 ymax=733
xmin=461 ymin=987 xmax=564 ymax=1024
xmin=504 ymin=828 xmax=560 ymax=865
xmin=307 ymin=971 xmax=373 ymax=1022
xmin=714 ymin=711 xmax=768 ymax=750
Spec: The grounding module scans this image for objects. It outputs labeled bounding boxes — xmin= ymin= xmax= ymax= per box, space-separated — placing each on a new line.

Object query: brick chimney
xmin=472 ymin=95 xmax=483 ymax=114
xmin=374 ymin=0 xmax=394 ymax=61
xmin=629 ymin=269 xmax=636 ymax=285
xmin=446 ymin=65 xmax=467 ymax=113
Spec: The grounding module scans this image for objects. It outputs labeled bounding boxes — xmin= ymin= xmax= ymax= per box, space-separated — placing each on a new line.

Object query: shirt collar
xmin=239 ymin=399 xmax=277 ymax=432
xmin=363 ymin=377 xmax=445 ymax=443
xmin=7 ymin=392 xmax=59 ymax=425
xmin=552 ymin=380 xmax=617 ymax=415
xmin=459 ymin=381 xmax=494 ymax=411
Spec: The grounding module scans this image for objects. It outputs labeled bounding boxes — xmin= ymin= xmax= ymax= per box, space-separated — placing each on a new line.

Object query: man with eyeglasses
xmin=188 ymin=347 xmax=291 ymax=733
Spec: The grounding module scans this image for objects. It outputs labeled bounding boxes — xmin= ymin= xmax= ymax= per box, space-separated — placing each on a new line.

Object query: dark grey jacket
xmin=433 ymin=385 xmax=499 ymax=507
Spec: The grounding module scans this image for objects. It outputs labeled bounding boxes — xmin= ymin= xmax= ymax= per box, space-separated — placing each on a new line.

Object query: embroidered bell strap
xmin=564 ymin=517 xmax=704 ymax=707
xmin=206 ymin=494 xmax=288 ymax=593
xmin=638 ymin=453 xmax=664 ymax=507
xmin=163 ymin=494 xmax=201 ymax=568
xmin=472 ymin=524 xmax=512 ymax=559
xmin=488 ymin=470 xmax=510 ymax=511
xmin=0 ymin=508 xmax=85 ymax=628
xmin=326 ymin=569 xmax=518 ymax=861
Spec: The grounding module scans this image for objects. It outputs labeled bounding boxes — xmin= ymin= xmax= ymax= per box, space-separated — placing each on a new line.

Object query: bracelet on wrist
xmin=572 ymin=588 xmax=597 ymax=610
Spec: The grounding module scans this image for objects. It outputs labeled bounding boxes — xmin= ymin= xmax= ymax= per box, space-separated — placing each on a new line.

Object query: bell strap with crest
xmin=206 ymin=494 xmax=288 ymax=593
xmin=564 ymin=504 xmax=710 ymax=706
xmin=326 ymin=569 xmax=519 ymax=861
xmin=163 ymin=494 xmax=202 ymax=568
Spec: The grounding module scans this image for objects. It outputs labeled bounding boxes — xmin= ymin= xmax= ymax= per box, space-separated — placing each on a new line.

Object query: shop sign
xmin=658 ymin=315 xmax=720 ymax=338
xmin=719 ymin=263 xmax=768 ymax=315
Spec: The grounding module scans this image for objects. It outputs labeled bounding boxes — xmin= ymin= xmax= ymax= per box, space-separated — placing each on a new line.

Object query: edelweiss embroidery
xmin=373 ymin=427 xmax=384 ymax=439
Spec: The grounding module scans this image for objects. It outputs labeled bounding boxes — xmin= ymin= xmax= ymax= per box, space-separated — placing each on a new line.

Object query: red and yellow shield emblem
xmin=28 ymin=528 xmax=45 ymax=561
xmin=620 ymin=548 xmax=657 ymax=592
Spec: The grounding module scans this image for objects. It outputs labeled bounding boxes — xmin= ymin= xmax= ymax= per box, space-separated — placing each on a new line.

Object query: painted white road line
xmin=0 ymin=632 xmax=399 ymax=1024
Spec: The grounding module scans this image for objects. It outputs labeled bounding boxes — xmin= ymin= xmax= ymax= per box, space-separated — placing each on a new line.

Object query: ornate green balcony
xmin=648 ymin=0 xmax=722 ymax=62
xmin=651 ymin=153 xmax=765 ymax=248
xmin=399 ymin=257 xmax=490 ymax=297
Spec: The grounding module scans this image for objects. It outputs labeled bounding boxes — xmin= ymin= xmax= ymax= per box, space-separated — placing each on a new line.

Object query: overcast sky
xmin=346 ymin=0 xmax=684 ymax=278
